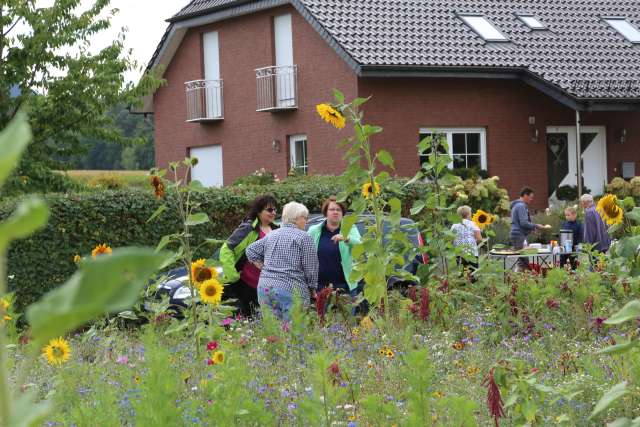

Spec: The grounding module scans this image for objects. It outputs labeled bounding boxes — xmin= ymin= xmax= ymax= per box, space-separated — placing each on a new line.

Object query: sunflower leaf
xmin=590 ymin=381 xmax=628 ymax=419
xmin=376 ymin=150 xmax=395 ymax=169
xmin=604 ymin=300 xmax=640 ymax=325
xmin=26 ymin=248 xmax=167 ymax=345
xmin=8 ymin=390 xmax=52 ymax=427
xmin=147 ymin=204 xmax=167 ymax=223
xmin=185 ymin=212 xmax=210 ymax=226
xmin=0 ymin=112 xmax=32 ymax=189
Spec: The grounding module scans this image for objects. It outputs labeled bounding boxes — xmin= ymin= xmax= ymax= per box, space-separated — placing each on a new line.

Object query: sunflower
xmin=150 ymin=175 xmax=165 ymax=199
xmin=471 ymin=210 xmax=493 ymax=230
xmin=361 ymin=182 xmax=381 ymax=199
xmin=191 ymin=259 xmax=218 ymax=285
xmin=91 ymin=244 xmax=112 ymax=258
xmin=199 ymin=279 xmax=224 ymax=305
xmin=597 ymin=194 xmax=624 ymax=225
xmin=43 ymin=337 xmax=71 ymax=366
xmin=452 ymin=341 xmax=465 ymax=351
xmin=385 ymin=349 xmax=395 ymax=359
xmin=212 ymin=350 xmax=225 ymax=365
xmin=316 ymin=103 xmax=346 ymax=129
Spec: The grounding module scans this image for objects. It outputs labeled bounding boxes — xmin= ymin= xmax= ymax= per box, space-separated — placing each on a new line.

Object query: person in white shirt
xmin=451 ymin=205 xmax=482 ymax=270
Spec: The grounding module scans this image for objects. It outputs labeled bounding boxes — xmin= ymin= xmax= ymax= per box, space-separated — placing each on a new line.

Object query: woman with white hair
xmin=451 ymin=205 xmax=482 ymax=269
xmin=580 ymin=194 xmax=611 ymax=252
xmin=246 ymin=201 xmax=318 ymax=320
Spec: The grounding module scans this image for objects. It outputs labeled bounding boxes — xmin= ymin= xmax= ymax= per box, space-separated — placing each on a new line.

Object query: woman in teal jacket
xmin=219 ymin=195 xmax=278 ymax=316
xmin=307 ymin=196 xmax=361 ymax=295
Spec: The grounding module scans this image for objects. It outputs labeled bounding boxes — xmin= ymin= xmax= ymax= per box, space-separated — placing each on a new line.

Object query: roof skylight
xmin=604 ymin=18 xmax=640 ymax=43
xmin=459 ymin=14 xmax=509 ymax=42
xmin=516 ymin=14 xmax=546 ymax=30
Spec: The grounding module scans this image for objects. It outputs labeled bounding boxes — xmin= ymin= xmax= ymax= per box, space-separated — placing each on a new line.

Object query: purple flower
xmin=222 ymin=318 xmax=233 ymax=326
xmin=116 ymin=355 xmax=129 ymax=364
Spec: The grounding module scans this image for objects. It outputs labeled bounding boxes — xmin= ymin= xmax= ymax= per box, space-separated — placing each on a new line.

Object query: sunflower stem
xmin=0 ymin=252 xmax=11 ymax=425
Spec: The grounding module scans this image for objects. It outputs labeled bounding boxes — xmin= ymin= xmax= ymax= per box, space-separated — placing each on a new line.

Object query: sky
xmin=35 ymin=0 xmax=188 ymax=83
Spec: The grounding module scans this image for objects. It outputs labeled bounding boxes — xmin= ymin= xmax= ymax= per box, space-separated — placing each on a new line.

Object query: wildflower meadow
xmin=1 ymin=92 xmax=640 ymax=427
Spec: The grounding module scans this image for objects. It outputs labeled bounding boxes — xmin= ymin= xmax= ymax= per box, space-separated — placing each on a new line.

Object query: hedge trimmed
xmin=2 ymin=175 xmax=509 ymax=312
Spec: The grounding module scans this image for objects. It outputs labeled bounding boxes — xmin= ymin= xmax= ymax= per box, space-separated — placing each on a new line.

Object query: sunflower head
xmin=361 ymin=182 xmax=381 ymax=199
xmin=471 ymin=210 xmax=493 ymax=229
xmin=43 ymin=337 xmax=71 ymax=366
xmin=596 ymin=194 xmax=624 ymax=225
xmin=212 ymin=350 xmax=225 ymax=365
xmin=199 ymin=279 xmax=224 ymax=305
xmin=91 ymin=244 xmax=112 ymax=258
xmin=191 ymin=259 xmax=218 ymax=285
xmin=452 ymin=341 xmax=465 ymax=351
xmin=316 ymin=103 xmax=346 ymax=129
xmin=385 ymin=349 xmax=394 ymax=359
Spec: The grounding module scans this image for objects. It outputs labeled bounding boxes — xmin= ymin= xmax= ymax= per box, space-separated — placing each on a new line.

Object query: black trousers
xmin=225 ymin=279 xmax=258 ymax=317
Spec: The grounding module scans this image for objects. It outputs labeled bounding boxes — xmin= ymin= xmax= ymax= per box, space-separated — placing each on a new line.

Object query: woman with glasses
xmin=219 ymin=194 xmax=278 ymax=317
xmin=307 ymin=196 xmax=361 ymax=296
xmin=246 ymin=201 xmax=318 ymax=321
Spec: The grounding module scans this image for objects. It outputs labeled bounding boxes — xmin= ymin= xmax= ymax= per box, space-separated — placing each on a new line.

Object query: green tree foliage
xmin=0 ymin=0 xmax=162 ymax=169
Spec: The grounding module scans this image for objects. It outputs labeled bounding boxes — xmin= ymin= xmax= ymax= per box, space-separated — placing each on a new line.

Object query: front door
xmin=546 ymin=126 xmax=607 ymax=199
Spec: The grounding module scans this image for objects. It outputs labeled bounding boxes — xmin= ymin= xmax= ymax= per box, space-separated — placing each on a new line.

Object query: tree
xmin=0 ymin=0 xmax=162 ymax=169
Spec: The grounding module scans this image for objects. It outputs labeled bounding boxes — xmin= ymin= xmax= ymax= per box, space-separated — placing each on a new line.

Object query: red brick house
xmin=139 ymin=0 xmax=640 ymax=208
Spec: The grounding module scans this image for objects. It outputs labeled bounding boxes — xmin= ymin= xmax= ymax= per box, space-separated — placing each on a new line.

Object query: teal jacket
xmin=307 ymin=220 xmax=362 ymax=291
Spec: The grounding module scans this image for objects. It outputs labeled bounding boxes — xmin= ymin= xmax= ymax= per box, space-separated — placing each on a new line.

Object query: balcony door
xmin=274 ymin=14 xmax=295 ymax=108
xmin=203 ymin=31 xmax=222 ymax=118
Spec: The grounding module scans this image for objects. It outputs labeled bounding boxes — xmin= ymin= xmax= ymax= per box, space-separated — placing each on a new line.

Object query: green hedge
xmin=2 ymin=175 xmax=510 ymax=312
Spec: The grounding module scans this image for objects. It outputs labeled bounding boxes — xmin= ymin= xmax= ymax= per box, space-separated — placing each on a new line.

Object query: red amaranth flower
xmin=266 ymin=335 xmax=280 ymax=344
xmin=546 ymin=298 xmax=559 ymax=310
xmin=584 ymin=295 xmax=594 ymax=315
xmin=328 ymin=361 xmax=342 ymax=385
xmin=206 ymin=341 xmax=219 ymax=351
xmin=437 ymin=279 xmax=449 ymax=293
xmin=419 ymin=287 xmax=430 ymax=321
xmin=482 ymin=368 xmax=505 ymax=427
xmin=315 ymin=287 xmax=333 ymax=324
xmin=407 ymin=286 xmax=417 ymax=302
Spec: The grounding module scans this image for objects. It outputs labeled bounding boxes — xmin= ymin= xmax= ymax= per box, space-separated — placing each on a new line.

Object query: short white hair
xmin=281 ymin=201 xmax=309 ymax=224
xmin=580 ymin=194 xmax=594 ymax=206
xmin=457 ymin=205 xmax=472 ymax=218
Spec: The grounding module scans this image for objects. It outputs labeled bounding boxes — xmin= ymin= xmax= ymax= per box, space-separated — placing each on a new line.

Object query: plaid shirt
xmin=246 ymin=223 xmax=319 ymax=303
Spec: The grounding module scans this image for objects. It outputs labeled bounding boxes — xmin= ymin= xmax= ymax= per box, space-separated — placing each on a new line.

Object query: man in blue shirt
xmin=510 ymin=187 xmax=544 ymax=270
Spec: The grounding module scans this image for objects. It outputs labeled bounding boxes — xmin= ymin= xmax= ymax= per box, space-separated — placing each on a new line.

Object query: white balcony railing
xmin=255 ymin=65 xmax=298 ymax=112
xmin=185 ymin=79 xmax=224 ymax=122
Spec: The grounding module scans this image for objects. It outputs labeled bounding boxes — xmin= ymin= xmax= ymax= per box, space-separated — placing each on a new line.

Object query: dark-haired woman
xmin=219 ymin=195 xmax=278 ymax=316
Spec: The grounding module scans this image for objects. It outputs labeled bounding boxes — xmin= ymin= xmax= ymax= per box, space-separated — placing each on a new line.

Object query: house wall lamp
xmin=618 ymin=128 xmax=627 ymax=144
xmin=272 ymin=138 xmax=281 ymax=152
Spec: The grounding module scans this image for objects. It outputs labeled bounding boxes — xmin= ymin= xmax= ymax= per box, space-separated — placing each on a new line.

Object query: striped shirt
xmin=246 ymin=223 xmax=319 ymax=303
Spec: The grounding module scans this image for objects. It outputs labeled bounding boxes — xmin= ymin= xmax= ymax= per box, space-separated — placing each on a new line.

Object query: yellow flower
xmin=199 ymin=279 xmax=224 ymax=305
xmin=0 ymin=298 xmax=9 ymax=311
xmin=191 ymin=259 xmax=217 ymax=285
xmin=212 ymin=350 xmax=225 ymax=365
xmin=316 ymin=103 xmax=346 ymax=129
xmin=2 ymin=315 xmax=11 ymax=321
xmin=466 ymin=366 xmax=480 ymax=377
xmin=361 ymin=182 xmax=381 ymax=199
xmin=452 ymin=341 xmax=465 ymax=351
xmin=351 ymin=327 xmax=360 ymax=337
xmin=91 ymin=244 xmax=112 ymax=258
xmin=597 ymin=194 xmax=624 ymax=225
xmin=134 ymin=375 xmax=141 ymax=384
xmin=73 ymin=254 xmax=81 ymax=264
xmin=432 ymin=391 xmax=445 ymax=398
xmin=472 ymin=210 xmax=493 ymax=229
xmin=43 ymin=337 xmax=71 ymax=366
xmin=386 ymin=349 xmax=394 ymax=359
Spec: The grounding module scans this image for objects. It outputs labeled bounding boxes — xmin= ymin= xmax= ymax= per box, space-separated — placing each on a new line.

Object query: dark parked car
xmin=149 ymin=214 xmax=427 ymax=311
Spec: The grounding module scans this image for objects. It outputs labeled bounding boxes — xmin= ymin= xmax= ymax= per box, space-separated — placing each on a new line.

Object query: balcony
xmin=255 ymin=65 xmax=298 ymax=112
xmin=185 ymin=79 xmax=224 ymax=122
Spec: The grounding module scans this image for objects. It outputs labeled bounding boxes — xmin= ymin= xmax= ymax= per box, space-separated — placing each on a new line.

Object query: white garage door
xmin=190 ymin=145 xmax=223 ymax=187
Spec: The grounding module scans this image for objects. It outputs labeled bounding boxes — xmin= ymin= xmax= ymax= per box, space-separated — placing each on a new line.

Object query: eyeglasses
xmin=264 ymin=208 xmax=277 ymax=213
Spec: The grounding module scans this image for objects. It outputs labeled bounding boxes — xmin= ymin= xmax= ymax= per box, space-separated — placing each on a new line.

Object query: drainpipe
xmin=575 ymin=110 xmax=582 ymax=198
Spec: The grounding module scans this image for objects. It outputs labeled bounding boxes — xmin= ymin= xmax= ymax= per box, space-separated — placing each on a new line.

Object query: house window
xmin=516 ymin=14 xmax=546 ymax=30
xmin=418 ymin=128 xmax=487 ymax=170
xmin=289 ymin=134 xmax=308 ymax=175
xmin=458 ymin=14 xmax=509 ymax=42
xmin=603 ymin=18 xmax=640 ymax=43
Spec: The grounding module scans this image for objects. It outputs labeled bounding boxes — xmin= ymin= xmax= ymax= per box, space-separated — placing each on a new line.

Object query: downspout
xmin=575 ymin=110 xmax=582 ymax=198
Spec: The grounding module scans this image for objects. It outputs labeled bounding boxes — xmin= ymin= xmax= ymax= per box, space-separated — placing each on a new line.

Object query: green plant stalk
xmin=0 ymin=252 xmax=10 ymax=425
xmin=173 ymin=166 xmax=200 ymax=358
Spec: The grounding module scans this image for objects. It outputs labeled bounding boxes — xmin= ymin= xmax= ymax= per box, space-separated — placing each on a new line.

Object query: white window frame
xmin=458 ymin=13 xmax=509 ymax=42
xmin=603 ymin=17 xmax=640 ymax=43
xmin=289 ymin=134 xmax=308 ymax=175
xmin=418 ymin=128 xmax=487 ymax=170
